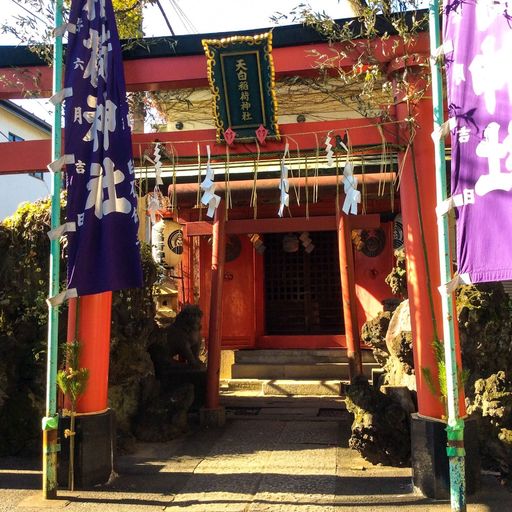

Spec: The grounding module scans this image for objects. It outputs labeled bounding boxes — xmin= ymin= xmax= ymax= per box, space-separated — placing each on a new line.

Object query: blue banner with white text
xmin=64 ymin=0 xmax=142 ymax=295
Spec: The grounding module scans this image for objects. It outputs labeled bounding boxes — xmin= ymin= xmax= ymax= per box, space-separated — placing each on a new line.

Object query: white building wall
xmin=0 ymin=173 xmax=51 ymax=220
xmin=0 ymin=103 xmax=51 ymax=220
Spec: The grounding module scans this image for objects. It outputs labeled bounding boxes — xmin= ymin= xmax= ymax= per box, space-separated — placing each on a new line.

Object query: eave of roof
xmin=0 ymin=99 xmax=51 ymax=133
xmin=0 ymin=9 xmax=428 ymax=68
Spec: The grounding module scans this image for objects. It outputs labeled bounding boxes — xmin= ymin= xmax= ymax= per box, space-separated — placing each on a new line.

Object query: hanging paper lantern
xmin=152 ymin=218 xmax=184 ymax=268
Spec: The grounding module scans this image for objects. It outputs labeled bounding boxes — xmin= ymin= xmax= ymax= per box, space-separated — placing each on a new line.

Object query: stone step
xmin=230 ymin=361 xmax=379 ymax=380
xmin=223 ymin=407 xmax=349 ymax=422
xmin=220 ymin=394 xmax=347 ymax=409
xmin=234 ymin=348 xmax=376 ymax=365
xmin=220 ymin=378 xmax=347 ymax=396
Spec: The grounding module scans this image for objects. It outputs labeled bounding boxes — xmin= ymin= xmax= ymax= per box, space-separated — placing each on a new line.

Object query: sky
xmin=141 ymin=0 xmax=356 ymax=36
xmin=0 ymin=0 xmax=355 ymax=44
xmin=0 ymin=0 xmax=354 ymax=122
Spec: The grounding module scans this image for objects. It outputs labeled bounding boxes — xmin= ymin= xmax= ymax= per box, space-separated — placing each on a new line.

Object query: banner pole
xmin=43 ymin=0 xmax=64 ymax=499
xmin=428 ymin=2 xmax=466 ymax=511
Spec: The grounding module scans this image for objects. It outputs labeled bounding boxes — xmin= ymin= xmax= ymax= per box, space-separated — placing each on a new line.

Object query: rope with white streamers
xmin=147 ymin=143 xmax=165 ymax=224
xmin=327 ymin=132 xmax=360 ymax=215
xmin=147 ymin=191 xmax=161 ymax=224
xmin=154 ymin=142 xmax=164 ymax=186
xmin=200 ymin=145 xmax=221 ymax=218
xmin=325 ymin=134 xmax=335 ymax=168
xmin=342 ymin=159 xmax=361 ymax=215
xmin=278 ymin=143 xmax=290 ymax=217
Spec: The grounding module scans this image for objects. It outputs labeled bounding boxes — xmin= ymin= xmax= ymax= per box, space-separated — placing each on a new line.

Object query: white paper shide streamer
xmin=325 ymin=135 xmax=335 ymax=167
xmin=343 ymin=160 xmax=361 ymax=215
xmin=154 ymin=143 xmax=164 ymax=186
xmin=200 ymin=145 xmax=221 ymax=218
xmin=278 ymin=143 xmax=290 ymax=217
xmin=146 ymin=143 xmax=165 ymax=224
xmin=147 ymin=192 xmax=160 ymax=224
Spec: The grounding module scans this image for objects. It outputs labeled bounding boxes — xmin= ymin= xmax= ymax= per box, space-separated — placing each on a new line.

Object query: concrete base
xmin=220 ymin=350 xmax=235 ymax=379
xmin=58 ymin=409 xmax=115 ymax=489
xmin=200 ymin=406 xmax=226 ymax=428
xmin=411 ymin=413 xmax=480 ymax=500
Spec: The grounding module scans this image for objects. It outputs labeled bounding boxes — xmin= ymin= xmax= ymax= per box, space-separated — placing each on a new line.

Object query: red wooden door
xmin=199 ymin=234 xmax=256 ymax=349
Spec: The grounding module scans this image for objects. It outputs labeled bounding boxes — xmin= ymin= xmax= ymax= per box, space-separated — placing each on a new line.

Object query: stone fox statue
xmin=150 ymin=305 xmax=204 ymax=376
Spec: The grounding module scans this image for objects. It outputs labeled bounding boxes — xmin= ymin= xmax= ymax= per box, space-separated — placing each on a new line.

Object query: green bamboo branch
xmin=56 ymin=339 xmax=88 ymax=491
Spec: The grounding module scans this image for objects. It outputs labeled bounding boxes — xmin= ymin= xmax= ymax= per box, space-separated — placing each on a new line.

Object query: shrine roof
xmin=0 ymin=9 xmax=428 ymax=68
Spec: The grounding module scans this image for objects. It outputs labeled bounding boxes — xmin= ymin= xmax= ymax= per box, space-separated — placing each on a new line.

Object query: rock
xmin=345 ymin=377 xmax=411 ymax=467
xmin=109 ymin=338 xmax=154 ymax=386
xmin=361 ymin=311 xmax=392 ymax=367
xmin=467 ymin=372 xmax=512 ymax=476
xmin=457 ymin=284 xmax=512 ymax=392
xmin=379 ymin=300 xmax=416 ymax=390
xmin=108 ymin=381 xmax=142 ymax=436
xmin=385 ymin=248 xmax=407 ymax=298
xmin=134 ymin=379 xmax=194 ymax=442
xmin=381 ymin=385 xmax=416 ymax=414
xmin=385 ymin=300 xmax=411 ymax=350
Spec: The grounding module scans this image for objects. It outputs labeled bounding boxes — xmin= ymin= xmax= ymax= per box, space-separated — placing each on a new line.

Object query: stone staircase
xmin=219 ymin=349 xmax=380 ymax=420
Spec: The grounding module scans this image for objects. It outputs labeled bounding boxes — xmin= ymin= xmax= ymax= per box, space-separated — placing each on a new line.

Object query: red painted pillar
xmin=205 ymin=207 xmax=226 ymax=411
xmin=67 ymin=292 xmax=112 ymax=414
xmin=337 ymin=213 xmax=363 ymax=381
xmin=394 ymin=64 xmax=464 ymax=419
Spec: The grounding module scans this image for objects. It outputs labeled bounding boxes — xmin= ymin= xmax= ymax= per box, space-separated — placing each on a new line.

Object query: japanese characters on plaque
xmin=64 ymin=0 xmax=142 ymax=295
xmin=202 ymin=32 xmax=280 ymax=142
xmin=444 ymin=0 xmax=512 ymax=283
xmin=235 ymin=58 xmax=253 ymax=122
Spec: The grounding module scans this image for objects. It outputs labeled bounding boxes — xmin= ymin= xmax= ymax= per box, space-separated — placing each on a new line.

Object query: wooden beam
xmin=184 ymin=214 xmax=381 ymax=237
xmin=0 ymin=118 xmax=396 ymax=175
xmin=0 ymin=139 xmax=51 ymax=174
xmin=0 ymin=33 xmax=430 ymax=99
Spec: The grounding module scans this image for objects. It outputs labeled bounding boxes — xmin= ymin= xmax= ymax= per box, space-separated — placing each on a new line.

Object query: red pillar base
xmin=411 ymin=414 xmax=480 ymax=499
xmin=58 ymin=409 xmax=115 ymax=489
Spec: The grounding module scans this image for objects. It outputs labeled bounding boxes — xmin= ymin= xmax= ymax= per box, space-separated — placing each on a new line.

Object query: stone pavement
xmin=1 ymin=417 xmax=511 ymax=512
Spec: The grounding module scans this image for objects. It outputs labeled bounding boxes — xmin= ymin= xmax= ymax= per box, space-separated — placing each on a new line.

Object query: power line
xmin=10 ymin=0 xmax=49 ymax=28
xmin=167 ymin=0 xmax=197 ymax=34
xmin=155 ymin=0 xmax=175 ymax=35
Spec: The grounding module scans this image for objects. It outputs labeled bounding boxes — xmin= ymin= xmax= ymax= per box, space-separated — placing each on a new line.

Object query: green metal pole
xmin=43 ymin=0 xmax=64 ymax=499
xmin=428 ymin=2 xmax=466 ymax=511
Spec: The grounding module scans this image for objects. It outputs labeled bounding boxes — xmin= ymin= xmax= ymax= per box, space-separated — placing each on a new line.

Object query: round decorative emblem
xmin=393 ymin=213 xmax=404 ymax=250
xmin=282 ymin=233 xmax=299 ymax=253
xmin=361 ymin=228 xmax=386 ymax=258
xmin=167 ymin=229 xmax=184 ymax=255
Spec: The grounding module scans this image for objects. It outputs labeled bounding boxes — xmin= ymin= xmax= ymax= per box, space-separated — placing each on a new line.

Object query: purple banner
xmin=64 ymin=0 xmax=142 ymax=295
xmin=444 ymin=1 xmax=512 ymax=283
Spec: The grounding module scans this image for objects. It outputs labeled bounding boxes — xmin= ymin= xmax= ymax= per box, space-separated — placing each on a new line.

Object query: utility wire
xmin=155 ymin=0 xmax=175 ymax=35
xmin=10 ymin=0 xmax=49 ymax=27
xmin=167 ymin=0 xmax=197 ymax=33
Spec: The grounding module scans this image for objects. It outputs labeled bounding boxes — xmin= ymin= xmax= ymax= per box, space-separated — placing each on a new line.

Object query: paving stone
xmin=2 ymin=418 xmax=512 ymax=512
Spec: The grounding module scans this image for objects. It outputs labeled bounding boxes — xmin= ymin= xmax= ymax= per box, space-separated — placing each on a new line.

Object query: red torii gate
xmin=0 ymin=27 xmax=457 ymax=424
